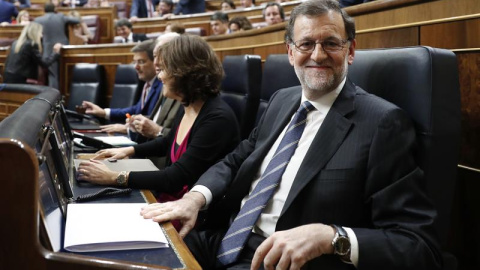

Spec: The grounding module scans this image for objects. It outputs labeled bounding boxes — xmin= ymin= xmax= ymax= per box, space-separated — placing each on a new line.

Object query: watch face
xmin=335 ymin=236 xmax=351 ymax=256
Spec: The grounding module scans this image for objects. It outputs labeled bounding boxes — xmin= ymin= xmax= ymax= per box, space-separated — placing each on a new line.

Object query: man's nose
xmin=310 ymin=43 xmax=328 ymax=62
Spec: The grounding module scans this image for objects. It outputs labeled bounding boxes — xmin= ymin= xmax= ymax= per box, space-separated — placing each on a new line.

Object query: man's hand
xmin=93 ymin=146 xmax=135 ymax=160
xmin=100 ymin=123 xmax=128 ymax=134
xmin=129 ymin=114 xmax=162 ymax=138
xmin=82 ymin=101 xmax=106 ymax=118
xmin=251 ymin=224 xmax=335 ymax=270
xmin=141 ymin=191 xmax=206 ymax=238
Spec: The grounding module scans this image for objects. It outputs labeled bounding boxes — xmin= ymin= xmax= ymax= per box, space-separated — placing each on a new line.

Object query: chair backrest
xmin=67 ymin=63 xmax=106 ymax=110
xmin=82 ymin=15 xmax=101 ymax=44
xmin=348 ymin=46 xmax=461 ymax=251
xmin=256 ymin=54 xmax=299 ymax=125
xmin=221 ymin=55 xmax=262 ymax=139
xmin=110 ymin=64 xmax=141 ymax=108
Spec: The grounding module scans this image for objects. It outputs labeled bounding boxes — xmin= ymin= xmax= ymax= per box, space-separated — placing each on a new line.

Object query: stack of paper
xmin=64 ymin=203 xmax=168 ymax=252
xmin=94 ymin=136 xmax=137 ymax=146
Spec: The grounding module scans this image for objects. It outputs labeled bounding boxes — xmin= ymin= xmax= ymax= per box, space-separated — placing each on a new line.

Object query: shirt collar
xmin=301 ymin=77 xmax=346 ymax=115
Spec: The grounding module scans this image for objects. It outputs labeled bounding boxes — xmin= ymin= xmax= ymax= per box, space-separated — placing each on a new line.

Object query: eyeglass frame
xmin=131 ymin=59 xmax=151 ymax=66
xmin=290 ymin=38 xmax=350 ymax=54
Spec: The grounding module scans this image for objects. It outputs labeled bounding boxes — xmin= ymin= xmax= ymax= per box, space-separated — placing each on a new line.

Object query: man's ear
xmin=286 ymin=43 xmax=295 ymax=66
xmin=348 ymin=39 xmax=356 ymax=65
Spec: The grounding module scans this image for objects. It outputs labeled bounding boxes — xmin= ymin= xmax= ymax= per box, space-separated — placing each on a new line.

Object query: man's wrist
xmin=184 ymin=191 xmax=206 ymax=209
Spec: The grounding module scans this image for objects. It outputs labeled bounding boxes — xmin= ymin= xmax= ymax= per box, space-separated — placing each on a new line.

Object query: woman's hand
xmin=93 ymin=146 xmax=135 ymax=160
xmin=76 ymin=159 xmax=119 ymax=185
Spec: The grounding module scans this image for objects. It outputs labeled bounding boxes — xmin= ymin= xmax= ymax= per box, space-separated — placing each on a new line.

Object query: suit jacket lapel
xmin=156 ymin=98 xmax=174 ymax=123
xmin=280 ymin=80 xmax=356 ymax=216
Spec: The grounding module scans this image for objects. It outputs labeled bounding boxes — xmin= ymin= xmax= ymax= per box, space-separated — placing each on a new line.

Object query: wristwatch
xmin=331 ymin=224 xmax=351 ymax=259
xmin=116 ymin=171 xmax=128 ymax=187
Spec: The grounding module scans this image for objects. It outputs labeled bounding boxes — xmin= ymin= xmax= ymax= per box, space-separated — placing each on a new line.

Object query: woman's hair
xmin=15 ymin=22 xmax=43 ymax=54
xmin=16 ymin=10 xmax=30 ymax=24
xmin=157 ymin=35 xmax=224 ymax=105
xmin=221 ymin=0 xmax=236 ymax=9
xmin=165 ymin=22 xmax=185 ymax=34
xmin=229 ymin=16 xmax=253 ymax=31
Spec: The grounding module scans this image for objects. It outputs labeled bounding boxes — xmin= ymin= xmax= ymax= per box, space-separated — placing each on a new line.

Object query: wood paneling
xmin=455 ymin=50 xmax=480 ymax=169
xmin=133 ymin=20 xmax=213 ymax=36
xmin=356 ymin=26 xmax=419 ymax=49
xmin=0 ymin=47 xmax=8 ymax=84
xmin=420 ymin=18 xmax=480 ymax=49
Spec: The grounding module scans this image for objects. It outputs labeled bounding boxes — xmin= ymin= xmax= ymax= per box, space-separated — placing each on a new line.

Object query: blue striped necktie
xmin=216 ymin=101 xmax=316 ymax=266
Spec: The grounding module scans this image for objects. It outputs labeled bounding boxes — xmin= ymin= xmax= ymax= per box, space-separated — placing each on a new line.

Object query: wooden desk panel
xmin=0 ymin=24 xmax=24 ymax=39
xmin=133 ymin=20 xmax=213 ymax=36
xmin=0 ymin=47 xmax=8 ymax=84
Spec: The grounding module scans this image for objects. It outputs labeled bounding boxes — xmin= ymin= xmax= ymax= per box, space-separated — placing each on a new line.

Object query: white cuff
xmin=344 ymin=227 xmax=359 ymax=267
xmin=190 ymin=185 xmax=212 ymax=210
xmin=104 ymin=108 xmax=111 ymax=120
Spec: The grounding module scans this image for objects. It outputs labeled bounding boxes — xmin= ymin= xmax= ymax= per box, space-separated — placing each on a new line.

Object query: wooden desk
xmin=0 ymin=87 xmax=201 ymax=270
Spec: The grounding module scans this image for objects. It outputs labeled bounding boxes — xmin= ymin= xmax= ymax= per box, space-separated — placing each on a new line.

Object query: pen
xmin=126 ymin=113 xmax=131 ymax=119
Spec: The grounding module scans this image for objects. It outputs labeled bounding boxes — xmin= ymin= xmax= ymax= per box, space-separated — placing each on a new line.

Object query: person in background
xmin=9 ymin=0 xmax=30 ymax=8
xmin=0 ymin=0 xmax=18 ymax=24
xmin=114 ymin=18 xmax=148 ymax=43
xmin=4 ymin=22 xmax=62 ymax=84
xmin=61 ymin=0 xmax=88 ymax=7
xmin=228 ymin=16 xmax=253 ymax=33
xmin=210 ymin=11 xmax=229 ymax=36
xmin=77 ymin=35 xmax=241 ymax=232
xmin=34 ymin=3 xmax=79 ymax=89
xmin=139 ymin=0 xmax=443 ymax=269
xmin=221 ymin=0 xmax=235 ymax=11
xmin=338 ymin=0 xmax=373 ymax=7
xmin=239 ymin=0 xmax=254 ymax=8
xmin=173 ymin=0 xmax=205 ymax=15
xmin=157 ymin=0 xmax=174 ymax=17
xmin=84 ymin=0 xmax=110 ymax=7
xmin=130 ymin=0 xmax=160 ymax=22
xmin=82 ymin=40 xmax=161 ymax=134
xmin=15 ymin=10 xmax=30 ymax=25
xmin=69 ymin=10 xmax=94 ymax=44
xmin=263 ymin=2 xmax=285 ymax=26
xmin=165 ymin=22 xmax=185 ymax=34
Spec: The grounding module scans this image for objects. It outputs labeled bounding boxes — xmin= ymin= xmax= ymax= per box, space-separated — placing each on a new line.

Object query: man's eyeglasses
xmin=291 ymin=38 xmax=349 ymax=54
xmin=131 ymin=59 xmax=149 ymax=66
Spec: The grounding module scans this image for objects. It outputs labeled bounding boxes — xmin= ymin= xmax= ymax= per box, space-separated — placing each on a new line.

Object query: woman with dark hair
xmin=221 ymin=0 xmax=235 ymax=11
xmin=4 ymin=22 xmax=62 ymax=84
xmin=77 ymin=35 xmax=241 ymax=220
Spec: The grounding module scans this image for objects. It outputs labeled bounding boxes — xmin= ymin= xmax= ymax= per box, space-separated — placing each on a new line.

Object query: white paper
xmin=64 ymin=203 xmax=168 ymax=252
xmin=94 ymin=136 xmax=137 ymax=146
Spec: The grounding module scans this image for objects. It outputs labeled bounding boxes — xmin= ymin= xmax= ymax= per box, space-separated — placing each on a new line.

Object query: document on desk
xmin=64 ymin=203 xmax=168 ymax=252
xmin=94 ymin=136 xmax=137 ymax=146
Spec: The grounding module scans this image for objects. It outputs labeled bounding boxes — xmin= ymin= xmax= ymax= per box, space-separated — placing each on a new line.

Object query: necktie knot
xmin=298 ymin=101 xmax=316 ymax=115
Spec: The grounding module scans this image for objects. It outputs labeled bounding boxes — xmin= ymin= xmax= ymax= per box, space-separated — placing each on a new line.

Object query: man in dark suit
xmin=141 ymin=0 xmax=442 ymax=269
xmin=82 ymin=40 xmax=162 ymax=135
xmin=129 ymin=0 xmax=160 ymax=21
xmin=8 ymin=0 xmax=30 ymax=8
xmin=173 ymin=0 xmax=205 ymax=15
xmin=114 ymin=18 xmax=148 ymax=43
xmin=34 ymin=3 xmax=79 ymax=89
xmin=0 ymin=0 xmax=18 ymax=24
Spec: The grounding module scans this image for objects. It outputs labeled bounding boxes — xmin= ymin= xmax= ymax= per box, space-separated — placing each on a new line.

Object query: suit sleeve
xmin=109 ymin=101 xmax=142 ymax=122
xmin=128 ymin=104 xmax=240 ymax=194
xmin=130 ymin=0 xmax=139 ymax=17
xmin=353 ymin=108 xmax=442 ymax=269
xmin=31 ymin=44 xmax=59 ymax=68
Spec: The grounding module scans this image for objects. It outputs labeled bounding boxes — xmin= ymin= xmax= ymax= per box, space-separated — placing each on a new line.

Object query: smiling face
xmin=287 ymin=12 xmax=355 ymax=100
xmin=210 ymin=20 xmax=229 ymax=35
xmin=158 ymin=2 xmax=172 ymax=15
xmin=116 ymin=25 xmax=131 ymax=39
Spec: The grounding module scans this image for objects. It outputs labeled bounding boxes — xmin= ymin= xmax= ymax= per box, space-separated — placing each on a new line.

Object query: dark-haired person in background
xmin=263 ymin=2 xmax=284 ymax=26
xmin=158 ymin=0 xmax=174 ymax=17
xmin=210 ymin=12 xmax=229 ymax=36
xmin=78 ymin=35 xmax=240 ymax=231
xmin=221 ymin=0 xmax=235 ymax=11
xmin=4 ymin=22 xmax=62 ymax=84
xmin=140 ymin=0 xmax=442 ymax=269
xmin=228 ymin=16 xmax=253 ymax=33
xmin=8 ymin=0 xmax=30 ymax=8
xmin=114 ymin=18 xmax=148 ymax=43
xmin=34 ymin=3 xmax=79 ymax=89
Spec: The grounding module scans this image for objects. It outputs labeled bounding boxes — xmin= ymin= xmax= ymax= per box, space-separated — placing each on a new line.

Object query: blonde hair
xmin=16 ymin=10 xmax=30 ymax=24
xmin=15 ymin=22 xmax=43 ymax=54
